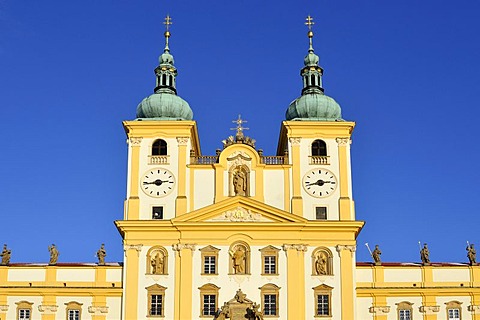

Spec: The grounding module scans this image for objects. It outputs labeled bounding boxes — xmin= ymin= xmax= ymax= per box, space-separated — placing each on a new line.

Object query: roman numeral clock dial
xmin=140 ymin=168 xmax=176 ymax=198
xmin=302 ymin=168 xmax=338 ymax=198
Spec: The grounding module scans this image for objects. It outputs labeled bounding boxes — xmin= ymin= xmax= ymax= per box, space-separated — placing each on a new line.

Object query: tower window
xmin=152 ymin=139 xmax=167 ymax=156
xmin=311 ymin=74 xmax=316 ymax=86
xmin=152 ymin=207 xmax=164 ymax=219
xmin=162 ymin=74 xmax=167 ymax=86
xmin=311 ymin=139 xmax=327 ymax=156
xmin=315 ymin=207 xmax=327 ymax=220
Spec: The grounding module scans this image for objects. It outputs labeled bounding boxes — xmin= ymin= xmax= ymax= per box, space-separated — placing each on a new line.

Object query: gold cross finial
xmin=305 ymin=15 xmax=315 ymax=31
xmin=231 ymin=114 xmax=249 ymax=139
xmin=164 ymin=15 xmax=172 ymax=32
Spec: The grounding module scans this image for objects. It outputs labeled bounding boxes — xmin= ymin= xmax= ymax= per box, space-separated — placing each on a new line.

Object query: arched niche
xmin=312 ymin=247 xmax=333 ymax=276
xmin=146 ymin=246 xmax=168 ymax=275
xmin=229 ymin=241 xmax=251 ymax=275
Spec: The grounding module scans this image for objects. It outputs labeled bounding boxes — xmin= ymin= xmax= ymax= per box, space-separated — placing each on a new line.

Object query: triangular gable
xmin=172 ymin=196 xmax=308 ymax=223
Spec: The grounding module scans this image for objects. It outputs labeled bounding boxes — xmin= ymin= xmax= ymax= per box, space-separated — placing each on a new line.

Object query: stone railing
xmin=190 ymin=156 xmax=219 ymax=165
xmin=309 ymin=156 xmax=329 ymax=165
xmin=149 ymin=155 xmax=169 ymax=165
xmin=190 ymin=155 xmax=288 ymax=165
xmin=260 ymin=156 xmax=288 ymax=165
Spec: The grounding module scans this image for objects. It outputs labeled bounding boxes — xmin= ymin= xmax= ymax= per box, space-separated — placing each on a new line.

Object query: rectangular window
xmin=203 ymin=256 xmax=216 ymax=274
xmin=152 ymin=206 xmax=164 ymax=219
xmin=315 ymin=207 xmax=327 ymax=220
xmin=264 ymin=294 xmax=277 ymax=316
xmin=399 ymin=309 xmax=411 ymax=320
xmin=18 ymin=309 xmax=30 ymax=320
xmin=150 ymin=294 xmax=163 ymax=316
xmin=316 ymin=294 xmax=330 ymax=316
xmin=448 ymin=309 xmax=460 ymax=320
xmin=202 ymin=294 xmax=216 ymax=316
xmin=264 ymin=256 xmax=276 ymax=274
xmin=68 ymin=310 xmax=80 ymax=320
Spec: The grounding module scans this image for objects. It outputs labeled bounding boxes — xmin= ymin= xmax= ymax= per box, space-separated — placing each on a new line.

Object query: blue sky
xmin=1 ymin=0 xmax=479 ymax=264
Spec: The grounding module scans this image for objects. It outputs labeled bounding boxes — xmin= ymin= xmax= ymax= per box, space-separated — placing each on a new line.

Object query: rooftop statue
xmin=48 ymin=244 xmax=59 ymax=265
xmin=0 ymin=244 xmax=11 ymax=265
xmin=96 ymin=244 xmax=106 ymax=266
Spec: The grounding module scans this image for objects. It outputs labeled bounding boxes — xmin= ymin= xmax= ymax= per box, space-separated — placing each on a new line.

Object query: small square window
xmin=316 ymin=294 xmax=330 ymax=316
xmin=264 ymin=256 xmax=276 ymax=274
xmin=204 ymin=256 xmax=216 ymax=274
xmin=152 ymin=207 xmax=164 ymax=219
xmin=315 ymin=207 xmax=327 ymax=220
xmin=202 ymin=294 xmax=216 ymax=316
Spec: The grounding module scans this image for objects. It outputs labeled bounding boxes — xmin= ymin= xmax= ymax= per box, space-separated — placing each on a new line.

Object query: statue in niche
xmin=372 ymin=245 xmax=382 ymax=265
xmin=48 ymin=244 xmax=59 ymax=265
xmin=315 ymin=251 xmax=328 ymax=275
xmin=96 ymin=244 xmax=106 ymax=265
xmin=420 ymin=243 xmax=430 ymax=265
xmin=467 ymin=244 xmax=477 ymax=265
xmin=151 ymin=251 xmax=165 ymax=274
xmin=233 ymin=170 xmax=247 ymax=196
xmin=230 ymin=245 xmax=246 ymax=274
xmin=0 ymin=244 xmax=11 ymax=265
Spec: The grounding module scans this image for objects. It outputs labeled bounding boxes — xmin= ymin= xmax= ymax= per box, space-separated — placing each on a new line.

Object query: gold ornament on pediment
xmin=223 ymin=207 xmax=261 ymax=222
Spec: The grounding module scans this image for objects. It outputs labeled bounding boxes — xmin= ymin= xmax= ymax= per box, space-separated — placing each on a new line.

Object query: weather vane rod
xmin=163 ymin=15 xmax=172 ymax=48
xmin=305 ymin=15 xmax=315 ymax=51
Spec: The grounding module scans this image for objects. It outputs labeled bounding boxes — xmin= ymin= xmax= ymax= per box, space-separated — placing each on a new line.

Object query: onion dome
xmin=285 ymin=16 xmax=342 ymax=121
xmin=136 ymin=15 xmax=193 ymax=120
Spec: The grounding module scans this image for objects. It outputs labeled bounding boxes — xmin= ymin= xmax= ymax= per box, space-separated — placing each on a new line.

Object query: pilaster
xmin=283 ymin=244 xmax=307 ymax=319
xmin=126 ymin=137 xmax=142 ymax=220
xmin=289 ymin=137 xmax=303 ymax=216
xmin=123 ymin=243 xmax=142 ymax=320
xmin=336 ymin=245 xmax=356 ymax=320
xmin=38 ymin=302 xmax=57 ymax=320
xmin=172 ymin=243 xmax=196 ymax=320
xmin=176 ymin=137 xmax=189 ymax=215
xmin=336 ymin=137 xmax=353 ymax=220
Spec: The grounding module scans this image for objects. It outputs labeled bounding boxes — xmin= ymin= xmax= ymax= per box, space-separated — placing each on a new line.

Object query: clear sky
xmin=1 ymin=0 xmax=479 ymax=265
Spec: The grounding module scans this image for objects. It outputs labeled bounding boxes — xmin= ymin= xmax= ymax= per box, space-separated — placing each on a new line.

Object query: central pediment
xmin=172 ymin=196 xmax=308 ymax=224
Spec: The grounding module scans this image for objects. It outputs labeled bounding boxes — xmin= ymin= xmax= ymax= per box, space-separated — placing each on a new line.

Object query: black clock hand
xmin=305 ymin=179 xmax=334 ymax=187
xmin=143 ymin=179 xmax=171 ymax=185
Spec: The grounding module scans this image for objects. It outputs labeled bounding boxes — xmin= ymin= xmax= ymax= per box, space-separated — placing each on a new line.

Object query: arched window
xmin=152 ymin=139 xmax=167 ymax=156
xmin=311 ymin=139 xmax=327 ymax=156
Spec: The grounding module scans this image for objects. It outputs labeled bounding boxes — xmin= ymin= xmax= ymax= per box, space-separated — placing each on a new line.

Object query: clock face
xmin=141 ymin=168 xmax=176 ymax=197
xmin=302 ymin=168 xmax=337 ymax=198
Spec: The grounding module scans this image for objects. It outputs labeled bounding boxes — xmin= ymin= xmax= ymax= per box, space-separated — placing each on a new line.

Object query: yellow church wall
xmin=433 ymin=268 xmax=470 ymax=283
xmin=192 ymin=168 xmax=215 ymax=210
xmin=262 ymin=170 xmax=285 ymax=211
xmin=57 ymin=268 xmax=96 ymax=282
xmin=383 ymin=267 xmax=423 ymax=283
xmin=7 ymin=268 xmax=45 ymax=282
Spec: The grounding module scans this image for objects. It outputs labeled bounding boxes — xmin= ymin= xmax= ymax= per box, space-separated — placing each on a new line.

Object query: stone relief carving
xmin=123 ymin=244 xmax=143 ymax=257
xmin=129 ymin=137 xmax=142 ymax=145
xmin=176 ymin=136 xmax=189 ymax=145
xmin=419 ymin=305 xmax=440 ymax=314
xmin=38 ymin=305 xmax=58 ymax=314
xmin=335 ymin=137 xmax=350 ymax=145
xmin=314 ymin=251 xmax=328 ymax=275
xmin=172 ymin=243 xmax=196 ymax=253
xmin=282 ymin=244 xmax=308 ymax=252
xmin=335 ymin=245 xmax=356 ymax=256
xmin=289 ymin=137 xmax=301 ymax=145
xmin=468 ymin=305 xmax=480 ymax=313
xmin=0 ymin=305 xmax=8 ymax=312
xmin=369 ymin=306 xmax=390 ymax=314
xmin=223 ymin=207 xmax=262 ymax=222
xmin=88 ymin=306 xmax=109 ymax=314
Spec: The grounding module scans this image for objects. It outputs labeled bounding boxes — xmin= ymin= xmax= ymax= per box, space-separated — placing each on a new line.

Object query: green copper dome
xmin=285 ymin=19 xmax=343 ymax=121
xmin=136 ymin=93 xmax=193 ymax=120
xmin=136 ymin=17 xmax=193 ymax=121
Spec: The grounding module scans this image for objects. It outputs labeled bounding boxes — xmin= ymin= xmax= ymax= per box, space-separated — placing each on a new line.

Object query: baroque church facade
xmin=1 ymin=16 xmax=480 ymax=320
